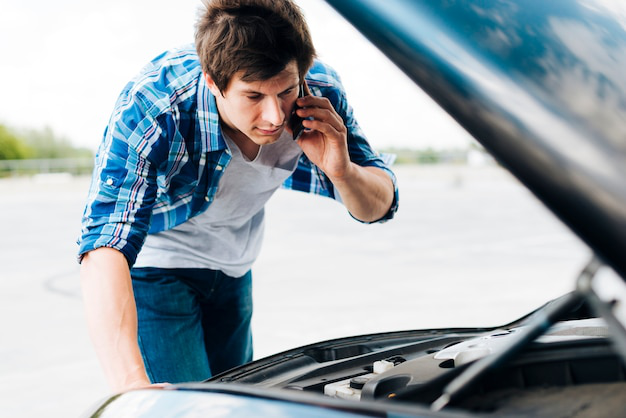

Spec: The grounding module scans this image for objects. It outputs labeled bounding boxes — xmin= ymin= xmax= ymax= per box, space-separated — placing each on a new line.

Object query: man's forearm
xmin=80 ymin=247 xmax=150 ymax=392
xmin=329 ymin=165 xmax=395 ymax=223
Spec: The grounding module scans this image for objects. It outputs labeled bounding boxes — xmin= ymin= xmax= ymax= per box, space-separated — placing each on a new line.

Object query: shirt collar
xmin=196 ymin=72 xmax=227 ymax=153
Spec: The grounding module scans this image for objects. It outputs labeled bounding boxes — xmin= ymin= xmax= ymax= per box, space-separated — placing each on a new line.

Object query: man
xmin=78 ymin=0 xmax=398 ymax=393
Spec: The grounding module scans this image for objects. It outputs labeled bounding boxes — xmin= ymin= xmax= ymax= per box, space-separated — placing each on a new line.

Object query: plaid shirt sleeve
xmin=78 ymin=92 xmax=163 ymax=266
xmin=283 ymin=60 xmax=399 ymax=223
xmin=78 ymin=47 xmax=204 ymax=266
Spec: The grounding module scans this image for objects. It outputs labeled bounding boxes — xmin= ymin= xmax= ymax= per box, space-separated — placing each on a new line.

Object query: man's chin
xmin=252 ymin=129 xmax=284 ymax=145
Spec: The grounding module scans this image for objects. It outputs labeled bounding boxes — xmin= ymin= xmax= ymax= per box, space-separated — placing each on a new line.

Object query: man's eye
xmin=247 ymin=95 xmax=261 ymax=100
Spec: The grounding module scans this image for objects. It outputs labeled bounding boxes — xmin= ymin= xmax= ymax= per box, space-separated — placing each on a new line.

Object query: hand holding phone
xmin=290 ymin=83 xmax=307 ymax=140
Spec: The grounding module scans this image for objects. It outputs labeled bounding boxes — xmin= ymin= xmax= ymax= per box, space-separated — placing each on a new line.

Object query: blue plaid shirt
xmin=78 ymin=45 xmax=399 ymax=266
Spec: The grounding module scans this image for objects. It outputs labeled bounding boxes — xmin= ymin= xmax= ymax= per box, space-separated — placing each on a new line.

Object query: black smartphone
xmin=290 ymin=83 xmax=306 ymax=140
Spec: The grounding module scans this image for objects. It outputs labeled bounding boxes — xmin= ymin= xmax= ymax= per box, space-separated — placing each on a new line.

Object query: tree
xmin=0 ymin=123 xmax=94 ymax=161
xmin=21 ymin=126 xmax=93 ymax=159
xmin=0 ymin=124 xmax=33 ymax=160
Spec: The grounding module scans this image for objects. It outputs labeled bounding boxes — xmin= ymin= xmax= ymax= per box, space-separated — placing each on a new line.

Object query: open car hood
xmin=324 ymin=0 xmax=626 ymax=280
xmin=84 ymin=2 xmax=626 ymax=417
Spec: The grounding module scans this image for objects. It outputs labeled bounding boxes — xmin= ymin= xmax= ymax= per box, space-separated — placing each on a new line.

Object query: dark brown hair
xmin=195 ymin=0 xmax=316 ymax=92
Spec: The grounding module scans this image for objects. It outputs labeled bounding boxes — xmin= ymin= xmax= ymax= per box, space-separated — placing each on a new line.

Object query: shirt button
xmin=216 ymin=165 xmax=223 ymax=171
xmin=205 ymin=196 xmax=210 ymax=202
xmin=105 ymin=178 xmax=114 ymax=186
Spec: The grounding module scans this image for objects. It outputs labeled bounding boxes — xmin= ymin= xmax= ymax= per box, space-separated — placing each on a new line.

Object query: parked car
xmin=84 ymin=0 xmax=626 ymax=416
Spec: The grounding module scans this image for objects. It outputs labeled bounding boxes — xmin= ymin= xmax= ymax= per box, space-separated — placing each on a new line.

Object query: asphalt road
xmin=0 ymin=165 xmax=589 ymax=417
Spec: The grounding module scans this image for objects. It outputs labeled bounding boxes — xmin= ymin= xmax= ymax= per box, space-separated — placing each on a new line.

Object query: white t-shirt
xmin=134 ymin=130 xmax=303 ymax=277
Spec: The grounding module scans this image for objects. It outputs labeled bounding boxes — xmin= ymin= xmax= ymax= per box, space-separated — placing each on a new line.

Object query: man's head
xmin=195 ymin=0 xmax=316 ymax=93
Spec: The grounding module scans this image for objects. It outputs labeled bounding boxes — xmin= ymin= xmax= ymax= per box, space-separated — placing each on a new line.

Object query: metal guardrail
xmin=0 ymin=158 xmax=94 ymax=177
xmin=0 ymin=151 xmax=490 ymax=177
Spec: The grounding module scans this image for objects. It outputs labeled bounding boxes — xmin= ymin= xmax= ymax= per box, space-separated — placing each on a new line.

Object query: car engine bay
xmin=208 ymin=261 xmax=626 ymax=416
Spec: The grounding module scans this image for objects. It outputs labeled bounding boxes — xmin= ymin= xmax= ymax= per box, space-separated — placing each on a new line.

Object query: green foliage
xmin=0 ymin=123 xmax=93 ymax=160
xmin=381 ymin=147 xmax=441 ymax=164
xmin=21 ymin=126 xmax=93 ymax=159
xmin=0 ymin=125 xmax=33 ymax=159
xmin=381 ymin=147 xmax=469 ymax=165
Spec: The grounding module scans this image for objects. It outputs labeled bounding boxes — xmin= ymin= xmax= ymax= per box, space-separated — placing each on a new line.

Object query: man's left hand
xmin=293 ymin=94 xmax=395 ymax=223
xmin=294 ymin=94 xmax=351 ymax=180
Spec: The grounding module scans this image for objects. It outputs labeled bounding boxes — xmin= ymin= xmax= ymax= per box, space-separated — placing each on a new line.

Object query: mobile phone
xmin=290 ymin=83 xmax=306 ymax=140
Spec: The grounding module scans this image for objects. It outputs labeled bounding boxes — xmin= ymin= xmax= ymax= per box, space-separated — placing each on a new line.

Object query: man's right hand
xmin=80 ymin=247 xmax=151 ymax=393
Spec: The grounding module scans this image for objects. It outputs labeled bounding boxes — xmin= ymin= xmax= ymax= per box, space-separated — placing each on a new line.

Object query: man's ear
xmin=204 ymin=73 xmax=222 ymax=96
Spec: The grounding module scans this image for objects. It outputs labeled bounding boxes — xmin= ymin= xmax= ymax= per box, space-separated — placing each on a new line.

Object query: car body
xmin=84 ymin=0 xmax=626 ymax=416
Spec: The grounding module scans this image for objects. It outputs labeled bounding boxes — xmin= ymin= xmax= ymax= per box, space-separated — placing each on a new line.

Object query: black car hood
xmin=324 ymin=0 xmax=626 ymax=280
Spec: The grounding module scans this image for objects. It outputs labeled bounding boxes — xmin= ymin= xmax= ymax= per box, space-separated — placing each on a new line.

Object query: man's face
xmin=206 ymin=61 xmax=300 ymax=146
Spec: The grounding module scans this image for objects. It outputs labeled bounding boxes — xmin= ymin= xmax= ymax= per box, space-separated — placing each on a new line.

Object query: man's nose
xmin=261 ymin=97 xmax=285 ymax=126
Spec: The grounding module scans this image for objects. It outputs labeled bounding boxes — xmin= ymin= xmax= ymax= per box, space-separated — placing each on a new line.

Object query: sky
xmin=0 ymin=0 xmax=472 ymax=151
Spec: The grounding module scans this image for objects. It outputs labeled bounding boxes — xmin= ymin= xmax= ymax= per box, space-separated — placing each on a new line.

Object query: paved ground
xmin=0 ymin=165 xmax=590 ymax=417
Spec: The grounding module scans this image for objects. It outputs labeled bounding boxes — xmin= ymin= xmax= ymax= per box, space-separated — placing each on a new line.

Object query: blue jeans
xmin=130 ymin=267 xmax=253 ymax=384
